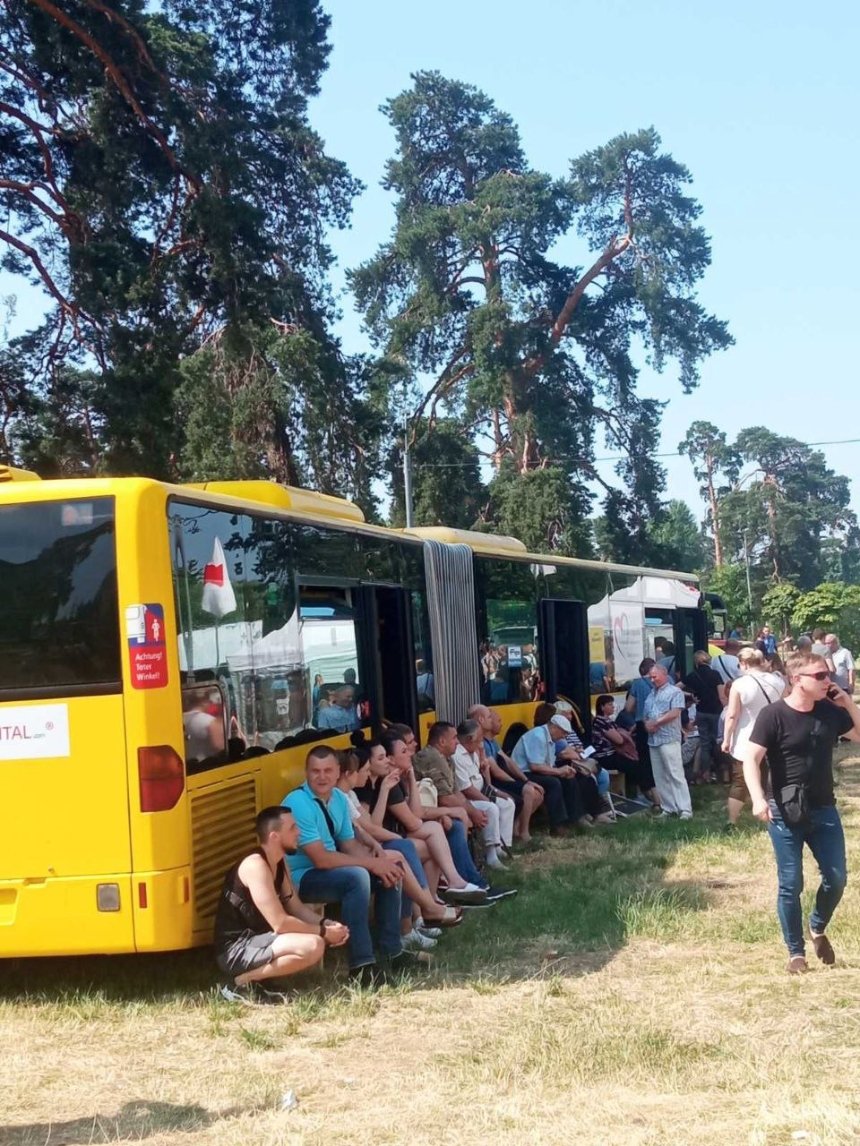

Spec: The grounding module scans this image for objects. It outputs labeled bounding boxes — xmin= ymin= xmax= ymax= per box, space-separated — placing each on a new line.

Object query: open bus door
xmin=538 ymin=598 xmax=591 ymax=738
xmin=356 ymin=584 xmax=418 ymax=733
xmin=673 ymin=607 xmax=708 ymax=679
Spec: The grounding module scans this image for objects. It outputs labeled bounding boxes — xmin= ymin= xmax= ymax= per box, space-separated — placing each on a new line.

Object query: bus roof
xmin=0 ymin=473 xmax=699 ymax=583
xmin=403 ymin=524 xmax=699 ymax=584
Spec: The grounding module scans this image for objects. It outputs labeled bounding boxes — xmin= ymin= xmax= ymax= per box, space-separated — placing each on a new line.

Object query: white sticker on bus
xmin=0 ymin=704 xmax=71 ymax=760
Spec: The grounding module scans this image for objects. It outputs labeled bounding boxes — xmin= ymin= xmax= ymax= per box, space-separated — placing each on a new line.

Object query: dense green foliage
xmin=680 ymin=423 xmax=860 ymax=634
xmin=0 ymin=0 xmax=375 ymax=500
xmin=350 ymin=71 xmax=730 ymax=552
xmin=2 ymin=19 xmax=732 ymax=551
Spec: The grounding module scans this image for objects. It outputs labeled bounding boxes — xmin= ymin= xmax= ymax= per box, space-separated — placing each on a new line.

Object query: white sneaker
xmin=679 ymin=812 xmax=693 ymax=821
xmin=401 ymin=927 xmax=437 ymax=953
xmin=486 ymin=857 xmax=508 ymax=871
xmin=415 ymin=917 xmax=443 ymax=939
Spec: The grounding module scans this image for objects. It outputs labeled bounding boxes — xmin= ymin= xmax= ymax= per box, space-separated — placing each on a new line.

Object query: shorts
xmin=728 ymin=757 xmax=750 ymax=803
xmin=215 ymin=929 xmax=276 ymax=977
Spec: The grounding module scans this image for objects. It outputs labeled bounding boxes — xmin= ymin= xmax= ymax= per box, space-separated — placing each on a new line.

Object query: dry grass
xmin=5 ymin=754 xmax=860 ymax=1145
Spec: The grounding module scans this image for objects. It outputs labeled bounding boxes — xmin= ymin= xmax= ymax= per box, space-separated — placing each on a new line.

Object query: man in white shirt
xmin=452 ymin=719 xmax=516 ymax=869
xmin=826 ymin=634 xmax=855 ymax=695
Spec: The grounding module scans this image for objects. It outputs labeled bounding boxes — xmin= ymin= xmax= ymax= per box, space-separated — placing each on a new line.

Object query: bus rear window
xmin=0 ymin=498 xmax=121 ymax=696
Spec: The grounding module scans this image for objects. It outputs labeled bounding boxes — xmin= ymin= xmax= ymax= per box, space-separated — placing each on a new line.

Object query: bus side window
xmin=182 ymin=683 xmax=228 ymax=773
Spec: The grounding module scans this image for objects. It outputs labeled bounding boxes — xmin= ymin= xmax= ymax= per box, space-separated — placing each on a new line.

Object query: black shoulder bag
xmin=776 ymin=718 xmax=821 ymax=829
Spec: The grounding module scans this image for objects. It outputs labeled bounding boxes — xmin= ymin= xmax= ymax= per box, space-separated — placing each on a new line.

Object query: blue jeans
xmin=298 ymin=865 xmax=402 ymax=969
xmin=696 ymin=712 xmax=719 ymax=774
xmin=383 ymin=838 xmax=427 ymax=919
xmin=766 ymin=803 xmax=847 ymax=957
xmin=444 ymin=819 xmax=487 ymax=888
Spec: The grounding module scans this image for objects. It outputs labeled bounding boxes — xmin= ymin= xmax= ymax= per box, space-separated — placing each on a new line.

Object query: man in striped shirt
xmin=643 ymin=663 xmax=693 ymax=819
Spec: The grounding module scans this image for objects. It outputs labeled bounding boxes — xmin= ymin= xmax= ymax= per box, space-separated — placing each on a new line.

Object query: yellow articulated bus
xmin=0 ymin=467 xmax=705 ymax=958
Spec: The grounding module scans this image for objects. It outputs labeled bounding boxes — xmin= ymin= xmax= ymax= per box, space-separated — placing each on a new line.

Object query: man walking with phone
xmin=742 ymin=653 xmax=860 ymax=973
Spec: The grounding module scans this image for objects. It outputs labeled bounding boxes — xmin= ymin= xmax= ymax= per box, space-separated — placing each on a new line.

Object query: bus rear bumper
xmin=0 ymin=868 xmax=196 ymax=957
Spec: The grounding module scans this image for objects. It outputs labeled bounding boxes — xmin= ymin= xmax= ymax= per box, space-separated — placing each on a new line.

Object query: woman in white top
xmin=721 ymin=647 xmax=786 ymax=827
xmin=335 ymin=747 xmax=460 ymax=945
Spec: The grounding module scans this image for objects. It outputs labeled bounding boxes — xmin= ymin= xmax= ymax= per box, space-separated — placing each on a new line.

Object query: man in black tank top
xmin=214 ymin=805 xmax=348 ymax=1004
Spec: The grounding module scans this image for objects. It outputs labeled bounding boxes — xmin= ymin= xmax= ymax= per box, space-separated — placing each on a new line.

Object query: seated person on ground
xmin=283 ymin=746 xmax=411 ymax=985
xmin=387 ymin=723 xmax=472 ymax=834
xmin=356 ymin=732 xmax=489 ymax=904
xmin=534 ymin=703 xmax=612 ymax=824
xmin=509 ymin=712 xmax=592 ymax=834
xmin=414 ymin=721 xmax=519 ymax=898
xmin=336 ymin=746 xmax=461 ymax=947
xmin=468 ymin=703 xmax=544 ymax=843
xmin=213 ymin=805 xmax=349 ymax=1004
xmin=452 ymin=719 xmax=516 ymax=869
xmin=591 ymin=695 xmax=659 ymax=805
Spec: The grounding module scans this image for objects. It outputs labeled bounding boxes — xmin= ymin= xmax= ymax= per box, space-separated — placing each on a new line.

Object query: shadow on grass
xmin=0 ymin=1099 xmax=236 ymax=1145
xmin=429 ymin=798 xmax=731 ymax=984
xmin=0 ymin=785 xmax=768 ymax=1003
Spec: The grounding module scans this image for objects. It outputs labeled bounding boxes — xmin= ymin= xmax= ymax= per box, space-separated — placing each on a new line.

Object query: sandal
xmin=424 ymin=905 xmax=463 ymax=928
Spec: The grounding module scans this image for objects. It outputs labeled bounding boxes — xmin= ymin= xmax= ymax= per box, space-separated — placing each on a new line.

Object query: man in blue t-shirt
xmin=284 ymin=745 xmax=408 ymax=984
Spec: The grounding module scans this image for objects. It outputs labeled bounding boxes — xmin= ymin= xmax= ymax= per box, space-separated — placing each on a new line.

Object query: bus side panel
xmin=0 ymin=876 xmax=134 ymax=956
xmin=492 ymin=701 xmax=540 ymax=744
xmin=0 ymin=694 xmax=135 ymax=956
xmin=184 ymin=745 xmax=309 ymax=949
xmin=118 ymin=485 xmax=193 ymax=950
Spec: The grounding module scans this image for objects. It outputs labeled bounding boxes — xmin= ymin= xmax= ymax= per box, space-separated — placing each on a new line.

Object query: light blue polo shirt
xmin=510 ymin=725 xmax=554 ymax=773
xmin=282 ymin=782 xmax=354 ymax=882
xmin=628 ymin=676 xmax=652 ymax=722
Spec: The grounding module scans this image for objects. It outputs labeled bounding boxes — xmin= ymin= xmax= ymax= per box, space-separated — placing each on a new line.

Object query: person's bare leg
xmin=516 ymin=786 xmax=542 ymax=842
xmin=727 ymin=796 xmax=745 ymax=825
xmin=236 ymin=933 xmax=325 ymax=985
xmin=407 ymin=837 xmax=440 ymax=895
xmin=388 ymin=851 xmax=450 ymax=922
xmin=410 ymin=822 xmax=470 ymax=888
xmin=423 ymin=857 xmax=441 ymax=897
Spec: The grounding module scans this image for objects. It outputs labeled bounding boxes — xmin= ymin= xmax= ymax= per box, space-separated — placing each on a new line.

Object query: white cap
xmin=549 ymin=714 xmax=572 ymax=733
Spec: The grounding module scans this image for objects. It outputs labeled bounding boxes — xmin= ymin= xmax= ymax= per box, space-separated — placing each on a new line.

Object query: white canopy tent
xmin=587 ymin=577 xmax=701 ymax=684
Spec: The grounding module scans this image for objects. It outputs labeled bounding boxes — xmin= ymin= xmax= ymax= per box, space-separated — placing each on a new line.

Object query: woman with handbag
xmin=592 ymin=695 xmax=660 ymax=806
xmin=721 ymin=647 xmax=785 ymax=828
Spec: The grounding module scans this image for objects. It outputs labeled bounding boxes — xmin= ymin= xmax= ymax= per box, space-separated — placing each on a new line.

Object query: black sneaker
xmin=484 ymin=885 xmax=518 ymax=902
xmin=441 ymin=882 xmax=488 ymax=905
xmin=384 ymin=949 xmax=432 ymax=978
xmin=348 ymin=963 xmax=384 ymax=989
xmin=219 ymin=982 xmax=289 ymax=1006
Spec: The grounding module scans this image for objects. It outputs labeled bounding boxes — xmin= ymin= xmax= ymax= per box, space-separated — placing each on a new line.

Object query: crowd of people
xmin=212 ymin=696 xmax=655 ymax=1004
xmin=212 ymin=626 xmax=860 ymax=998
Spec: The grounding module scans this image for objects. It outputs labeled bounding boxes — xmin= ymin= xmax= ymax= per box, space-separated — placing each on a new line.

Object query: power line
xmin=409 ymin=436 xmax=860 ymax=469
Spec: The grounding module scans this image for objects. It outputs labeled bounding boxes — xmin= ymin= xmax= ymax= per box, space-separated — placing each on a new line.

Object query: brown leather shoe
xmin=787 ymin=955 xmax=809 ymax=975
xmin=809 ymin=929 xmax=836 ymax=966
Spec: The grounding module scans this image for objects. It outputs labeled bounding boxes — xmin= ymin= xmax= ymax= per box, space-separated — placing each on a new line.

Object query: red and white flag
xmin=201 ymin=538 xmax=237 ymax=619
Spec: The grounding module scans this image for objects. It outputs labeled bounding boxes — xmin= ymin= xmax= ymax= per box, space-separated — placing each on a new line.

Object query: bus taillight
xmin=138 ymin=746 xmax=184 ymax=812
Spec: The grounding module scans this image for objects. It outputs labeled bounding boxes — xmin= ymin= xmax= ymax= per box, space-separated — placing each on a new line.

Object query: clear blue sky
xmin=4 ymin=0 xmax=858 ymax=521
xmin=307 ymin=0 xmax=860 ymax=517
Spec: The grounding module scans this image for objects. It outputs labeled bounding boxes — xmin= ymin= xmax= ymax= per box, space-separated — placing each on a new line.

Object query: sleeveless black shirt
xmin=213 ymin=848 xmax=292 ymax=945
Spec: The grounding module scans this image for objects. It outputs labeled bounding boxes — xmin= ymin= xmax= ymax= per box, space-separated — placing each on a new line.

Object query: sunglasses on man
xmin=797 ymin=671 xmax=830 ymax=681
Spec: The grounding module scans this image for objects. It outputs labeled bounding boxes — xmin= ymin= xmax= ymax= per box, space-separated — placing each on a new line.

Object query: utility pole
xmin=743 ymin=529 xmax=754 ymax=628
xmin=403 ymin=415 xmax=414 ymax=528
